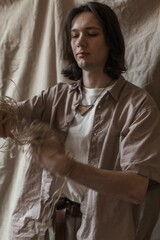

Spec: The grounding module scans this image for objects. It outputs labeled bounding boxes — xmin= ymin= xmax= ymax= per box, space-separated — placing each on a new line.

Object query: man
xmin=1 ymin=2 xmax=160 ymax=240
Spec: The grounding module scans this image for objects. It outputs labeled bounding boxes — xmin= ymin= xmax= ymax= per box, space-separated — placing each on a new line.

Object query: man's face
xmin=71 ymin=11 xmax=109 ymax=72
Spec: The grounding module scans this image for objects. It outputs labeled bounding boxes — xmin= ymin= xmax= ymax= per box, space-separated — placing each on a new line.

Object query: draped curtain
xmin=0 ymin=0 xmax=160 ymax=239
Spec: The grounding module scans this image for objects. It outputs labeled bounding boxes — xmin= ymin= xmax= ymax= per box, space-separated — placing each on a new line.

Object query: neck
xmin=82 ymin=70 xmax=113 ymax=88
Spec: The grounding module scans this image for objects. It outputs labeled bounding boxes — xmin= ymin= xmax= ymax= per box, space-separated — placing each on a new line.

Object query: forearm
xmin=32 ymin=135 xmax=149 ymax=205
xmin=58 ymin=157 xmax=149 ymax=205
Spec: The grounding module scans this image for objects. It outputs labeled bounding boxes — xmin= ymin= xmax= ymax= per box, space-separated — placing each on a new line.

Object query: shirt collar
xmin=107 ymin=76 xmax=126 ymax=102
xmin=70 ymin=76 xmax=126 ymax=103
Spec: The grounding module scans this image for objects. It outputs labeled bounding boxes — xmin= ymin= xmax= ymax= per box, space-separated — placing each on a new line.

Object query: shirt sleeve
xmin=120 ymin=104 xmax=160 ymax=183
xmin=17 ymin=86 xmax=55 ymax=125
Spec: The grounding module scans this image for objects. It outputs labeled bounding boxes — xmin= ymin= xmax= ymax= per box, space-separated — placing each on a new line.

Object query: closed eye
xmin=71 ymin=32 xmax=99 ymax=39
xmin=87 ymin=32 xmax=98 ymax=37
xmin=71 ymin=34 xmax=79 ymax=39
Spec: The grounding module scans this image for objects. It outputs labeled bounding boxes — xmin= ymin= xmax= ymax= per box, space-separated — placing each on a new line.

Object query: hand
xmin=30 ymin=131 xmax=74 ymax=176
xmin=0 ymin=96 xmax=17 ymax=138
xmin=0 ymin=111 xmax=13 ymax=138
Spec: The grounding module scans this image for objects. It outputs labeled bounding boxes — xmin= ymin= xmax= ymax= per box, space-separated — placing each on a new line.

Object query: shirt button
xmin=98 ymin=105 xmax=101 ymax=108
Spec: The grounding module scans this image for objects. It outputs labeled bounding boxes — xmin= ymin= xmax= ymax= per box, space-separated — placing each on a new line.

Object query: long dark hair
xmin=61 ymin=2 xmax=126 ymax=81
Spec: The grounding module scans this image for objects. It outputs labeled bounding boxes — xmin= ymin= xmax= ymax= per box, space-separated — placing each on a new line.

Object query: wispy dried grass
xmin=0 ymin=96 xmax=60 ymax=149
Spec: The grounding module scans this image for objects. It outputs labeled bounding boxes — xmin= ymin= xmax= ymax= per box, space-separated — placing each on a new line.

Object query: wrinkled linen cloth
xmin=0 ymin=0 xmax=160 ymax=239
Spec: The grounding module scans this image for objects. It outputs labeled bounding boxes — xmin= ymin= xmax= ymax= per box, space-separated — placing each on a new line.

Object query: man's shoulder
xmin=121 ymin=77 xmax=151 ymax=99
xmin=120 ymin=77 xmax=159 ymax=110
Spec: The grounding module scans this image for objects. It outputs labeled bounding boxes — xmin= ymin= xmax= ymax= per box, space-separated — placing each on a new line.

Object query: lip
xmin=76 ymin=52 xmax=89 ymax=58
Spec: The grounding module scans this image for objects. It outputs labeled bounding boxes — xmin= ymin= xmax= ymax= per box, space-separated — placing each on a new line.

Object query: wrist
xmin=58 ymin=155 xmax=75 ymax=178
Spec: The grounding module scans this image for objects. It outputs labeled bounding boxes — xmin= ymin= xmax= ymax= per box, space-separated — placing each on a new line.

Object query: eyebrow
xmin=71 ymin=26 xmax=101 ymax=32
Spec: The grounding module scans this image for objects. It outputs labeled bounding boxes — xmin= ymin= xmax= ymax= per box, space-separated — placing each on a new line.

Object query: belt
xmin=55 ymin=198 xmax=82 ymax=240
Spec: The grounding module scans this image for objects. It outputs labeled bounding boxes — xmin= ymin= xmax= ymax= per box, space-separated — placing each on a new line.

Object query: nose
xmin=77 ymin=34 xmax=87 ymax=48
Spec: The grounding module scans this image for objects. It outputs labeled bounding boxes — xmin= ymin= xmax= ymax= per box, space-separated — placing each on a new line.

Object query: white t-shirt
xmin=62 ymin=87 xmax=108 ymax=203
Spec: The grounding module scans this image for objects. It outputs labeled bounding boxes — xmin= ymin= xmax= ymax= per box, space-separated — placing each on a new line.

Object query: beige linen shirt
xmin=11 ymin=76 xmax=160 ymax=239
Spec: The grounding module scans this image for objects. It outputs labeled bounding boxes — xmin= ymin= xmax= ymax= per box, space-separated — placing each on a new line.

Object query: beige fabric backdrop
xmin=0 ymin=0 xmax=160 ymax=239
